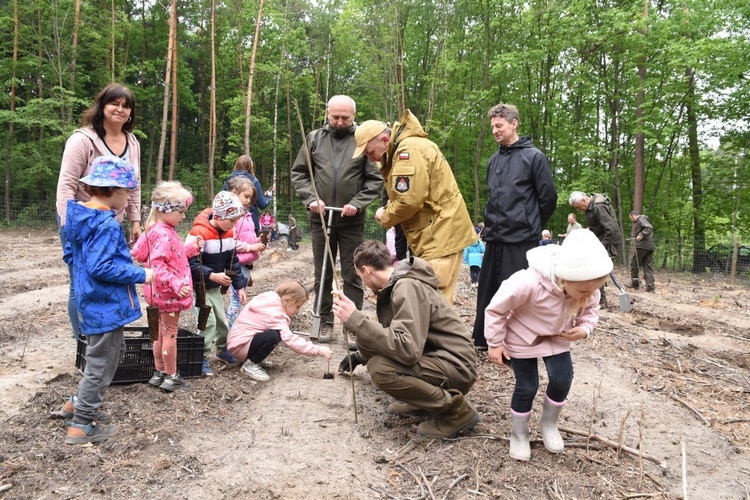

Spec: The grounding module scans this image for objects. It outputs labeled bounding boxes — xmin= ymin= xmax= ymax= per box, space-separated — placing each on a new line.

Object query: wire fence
xmin=3 ymin=198 xmax=746 ymax=282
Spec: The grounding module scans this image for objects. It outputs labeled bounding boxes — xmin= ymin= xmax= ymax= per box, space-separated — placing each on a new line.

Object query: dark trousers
xmin=509 ymin=352 xmax=574 ymax=413
xmin=245 ymin=329 xmax=282 ymax=364
xmin=311 ymin=220 xmax=364 ymax=323
xmin=394 ymin=224 xmax=409 ymax=261
xmin=469 ymin=266 xmax=480 ymax=284
xmin=472 ymin=241 xmax=537 ymax=348
xmin=630 ymin=248 xmax=655 ymax=289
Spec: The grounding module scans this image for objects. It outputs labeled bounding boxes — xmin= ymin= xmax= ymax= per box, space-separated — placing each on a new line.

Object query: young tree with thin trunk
xmin=243 ymin=0 xmax=265 ymax=156
xmin=156 ymin=0 xmax=177 ymax=183
xmin=208 ymin=0 xmax=217 ymax=200
xmin=3 ymin=0 xmax=19 ymax=223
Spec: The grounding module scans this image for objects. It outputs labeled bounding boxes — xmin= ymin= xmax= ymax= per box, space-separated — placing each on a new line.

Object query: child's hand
xmin=144 ymin=268 xmax=155 ymax=284
xmin=195 ymin=236 xmax=204 ymax=251
xmin=178 ymin=285 xmax=192 ymax=298
xmin=238 ymin=288 xmax=247 ymax=305
xmin=487 ymin=345 xmax=510 ymax=366
xmin=252 ymin=243 xmax=266 ymax=252
xmin=557 ymin=327 xmax=587 ymax=341
xmin=209 ymin=272 xmax=232 ymax=286
xmin=317 ymin=346 xmax=332 ymax=360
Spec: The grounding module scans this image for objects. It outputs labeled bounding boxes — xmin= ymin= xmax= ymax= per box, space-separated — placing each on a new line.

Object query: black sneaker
xmin=148 ymin=371 xmax=165 ymax=387
xmin=160 ymin=373 xmax=191 ymax=392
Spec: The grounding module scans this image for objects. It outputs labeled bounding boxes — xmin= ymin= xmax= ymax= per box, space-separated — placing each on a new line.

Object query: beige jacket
xmin=380 ymin=110 xmax=477 ymax=259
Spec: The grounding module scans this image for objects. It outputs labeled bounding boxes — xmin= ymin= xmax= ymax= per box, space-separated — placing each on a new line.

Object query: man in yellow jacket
xmin=352 ymin=110 xmax=477 ymax=303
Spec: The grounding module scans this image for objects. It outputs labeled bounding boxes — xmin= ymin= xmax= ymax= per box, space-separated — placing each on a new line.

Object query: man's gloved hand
xmin=338 ymin=352 xmax=363 ymax=373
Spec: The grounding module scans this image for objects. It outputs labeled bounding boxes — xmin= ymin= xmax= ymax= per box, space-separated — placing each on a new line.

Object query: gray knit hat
xmin=555 ymin=229 xmax=613 ymax=281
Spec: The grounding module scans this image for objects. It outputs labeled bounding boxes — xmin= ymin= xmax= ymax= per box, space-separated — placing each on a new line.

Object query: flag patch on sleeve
xmin=398 ymin=152 xmax=410 ymax=160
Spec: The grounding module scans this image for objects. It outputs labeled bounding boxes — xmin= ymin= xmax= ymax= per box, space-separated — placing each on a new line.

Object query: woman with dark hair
xmin=222 ymin=154 xmax=273 ymax=233
xmin=56 ymin=83 xmax=142 ymax=338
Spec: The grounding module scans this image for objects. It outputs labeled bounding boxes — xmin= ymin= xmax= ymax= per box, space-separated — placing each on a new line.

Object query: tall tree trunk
xmin=156 ymin=0 xmax=177 ymax=182
xmin=243 ymin=0 xmax=265 ymax=156
xmin=37 ymin=4 xmax=46 ymax=137
xmin=168 ymin=25 xmax=179 ymax=180
xmin=68 ymin=0 xmax=80 ymax=123
xmin=4 ymin=0 xmax=18 ymax=222
xmin=208 ymin=0 xmax=217 ymax=200
xmin=272 ymin=59 xmax=281 ymax=220
xmin=110 ymin=0 xmax=115 ymax=82
xmin=286 ymin=75 xmax=294 ymax=209
xmin=686 ymin=67 xmax=706 ymax=273
xmin=632 ymin=0 xmax=647 ymax=221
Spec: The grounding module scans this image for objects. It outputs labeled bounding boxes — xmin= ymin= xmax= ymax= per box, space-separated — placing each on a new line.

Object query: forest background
xmin=0 ymin=0 xmax=748 ymax=275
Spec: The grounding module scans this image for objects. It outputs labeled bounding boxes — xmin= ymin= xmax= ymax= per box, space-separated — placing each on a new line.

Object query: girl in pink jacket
xmin=132 ymin=181 xmax=202 ymax=392
xmin=484 ymin=229 xmax=612 ymax=461
xmin=225 ymin=176 xmax=266 ymax=327
xmin=227 ymin=281 xmax=331 ymax=382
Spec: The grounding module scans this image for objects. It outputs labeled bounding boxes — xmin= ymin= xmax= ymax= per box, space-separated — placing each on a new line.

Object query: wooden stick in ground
xmin=293 ymin=99 xmax=358 ymax=424
xmin=558 ymin=425 xmax=666 ymax=468
xmin=681 ymin=434 xmax=689 ymax=499
xmin=670 ymin=393 xmax=710 ymax=427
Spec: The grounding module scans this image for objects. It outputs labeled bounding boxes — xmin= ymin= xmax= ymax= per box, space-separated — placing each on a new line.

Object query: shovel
xmin=609 ymin=273 xmax=632 ymax=313
xmin=195 ymin=251 xmax=213 ymax=331
xmin=311 ymin=206 xmax=342 ymax=341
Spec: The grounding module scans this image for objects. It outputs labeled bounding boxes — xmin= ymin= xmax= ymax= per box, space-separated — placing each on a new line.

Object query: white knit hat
xmin=555 ymin=229 xmax=613 ymax=281
xmin=212 ymin=191 xmax=244 ymax=220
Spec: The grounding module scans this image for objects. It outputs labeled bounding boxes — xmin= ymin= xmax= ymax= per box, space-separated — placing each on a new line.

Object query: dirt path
xmin=1 ymin=230 xmax=749 ymax=499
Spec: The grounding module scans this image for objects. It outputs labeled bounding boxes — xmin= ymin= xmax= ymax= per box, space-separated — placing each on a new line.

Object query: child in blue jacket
xmin=57 ymin=156 xmax=154 ymax=445
xmin=463 ymin=226 xmax=485 ymax=288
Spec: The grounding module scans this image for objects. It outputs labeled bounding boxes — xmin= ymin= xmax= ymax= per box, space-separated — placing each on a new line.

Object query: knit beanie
xmin=212 ymin=191 xmax=244 ymax=220
xmin=555 ymin=229 xmax=613 ymax=281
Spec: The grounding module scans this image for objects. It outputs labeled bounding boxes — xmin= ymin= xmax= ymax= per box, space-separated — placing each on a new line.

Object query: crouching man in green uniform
xmin=332 ymin=240 xmax=480 ymax=438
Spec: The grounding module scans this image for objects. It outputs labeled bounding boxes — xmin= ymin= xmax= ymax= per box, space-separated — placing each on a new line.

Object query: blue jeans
xmin=509 ymin=351 xmax=574 ymax=413
xmin=58 ymin=216 xmax=80 ymax=338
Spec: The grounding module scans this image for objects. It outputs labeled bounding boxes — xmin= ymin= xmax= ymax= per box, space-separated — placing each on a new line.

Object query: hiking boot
xmin=202 ymin=358 xmax=214 ymax=377
xmin=625 ymin=281 xmax=639 ymax=290
xmin=387 ymin=401 xmax=432 ymax=417
xmin=50 ymin=397 xmax=112 ymax=424
xmin=242 ymin=360 xmax=270 ymax=382
xmin=317 ymin=323 xmax=334 ymax=344
xmin=160 ymin=373 xmax=191 ymax=392
xmin=65 ymin=421 xmax=117 ymax=445
xmin=148 ymin=371 xmax=165 ymax=387
xmin=645 ymin=287 xmax=655 ymax=293
xmin=416 ymin=390 xmax=481 ymax=438
xmin=216 ymin=350 xmax=239 ymax=365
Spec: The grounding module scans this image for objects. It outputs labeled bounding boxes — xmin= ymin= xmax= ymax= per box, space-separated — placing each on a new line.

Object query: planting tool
xmin=196 ymin=249 xmax=212 ymax=331
xmin=143 ymin=228 xmax=160 ymax=341
xmin=609 ymin=272 xmax=632 ymax=313
xmin=311 ymin=206 xmax=343 ymax=341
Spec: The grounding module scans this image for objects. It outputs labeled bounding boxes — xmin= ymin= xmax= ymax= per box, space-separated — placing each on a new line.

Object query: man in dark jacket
xmin=627 ymin=210 xmax=655 ymax=292
xmin=290 ymin=95 xmax=383 ymax=343
xmin=472 ymin=104 xmax=557 ymax=349
xmin=332 ymin=241 xmax=480 ymax=439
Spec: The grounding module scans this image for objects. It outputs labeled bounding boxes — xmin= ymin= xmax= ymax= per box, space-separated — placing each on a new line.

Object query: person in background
xmin=290 ymin=95 xmax=383 ymax=344
xmin=225 ymin=176 xmax=266 ymax=328
xmin=463 ymin=226 xmax=485 ymax=288
xmin=132 ymin=181 xmax=202 ymax=392
xmin=485 ymin=229 xmax=611 ymax=461
xmin=568 ymin=191 xmax=622 ymax=307
xmin=471 ymin=104 xmax=557 ymax=350
xmin=228 ymin=281 xmax=332 ymax=382
xmin=539 ymin=230 xmax=554 ymax=246
xmin=53 ymin=156 xmax=153 ymax=444
xmin=223 ymin=154 xmax=274 ymax=235
xmin=353 ymin=112 xmax=477 ymax=303
xmin=287 ymin=214 xmax=301 ymax=251
xmin=187 ymin=191 xmax=248 ymax=376
xmin=56 ymin=83 xmax=142 ymax=339
xmin=334 ymin=241 xmax=480 ymax=439
xmin=557 ymin=213 xmax=582 ymax=240
xmin=627 ymin=210 xmax=656 ymax=292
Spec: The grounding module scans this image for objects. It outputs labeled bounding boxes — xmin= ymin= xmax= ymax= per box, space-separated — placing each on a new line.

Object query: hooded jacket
xmin=346 ymin=257 xmax=477 ymax=390
xmin=187 ymin=208 xmax=247 ymax=291
xmin=57 ymin=126 xmax=141 ymax=225
xmin=632 ymin=214 xmax=655 ymax=251
xmin=63 ymin=200 xmax=147 ymax=335
xmin=484 ymin=245 xmax=600 ymax=359
xmin=227 ymin=291 xmax=323 ymax=362
xmin=131 ymin=221 xmax=199 ymax=312
xmin=380 ymin=110 xmax=478 ymax=259
xmin=585 ymin=193 xmax=622 ymax=254
xmin=482 ymin=137 xmax=557 ymax=244
xmin=222 ymin=170 xmax=271 ymax=230
xmin=290 ymin=123 xmax=383 ymax=226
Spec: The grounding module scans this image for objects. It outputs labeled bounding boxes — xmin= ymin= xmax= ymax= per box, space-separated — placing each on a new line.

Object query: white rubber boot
xmin=540 ymin=396 xmax=565 ymax=453
xmin=509 ymin=410 xmax=531 ymax=461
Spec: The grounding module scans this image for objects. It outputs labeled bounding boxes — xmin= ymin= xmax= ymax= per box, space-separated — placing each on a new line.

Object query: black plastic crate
xmin=75 ymin=326 xmax=204 ymax=384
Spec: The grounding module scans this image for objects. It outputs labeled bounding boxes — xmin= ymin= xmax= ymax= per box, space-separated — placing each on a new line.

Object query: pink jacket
xmin=233 ymin=213 xmax=260 ymax=265
xmin=131 ymin=222 xmax=199 ymax=312
xmin=56 ymin=126 xmax=141 ymax=225
xmin=227 ymin=291 xmax=322 ymax=362
xmin=484 ymin=245 xmax=600 ymax=359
